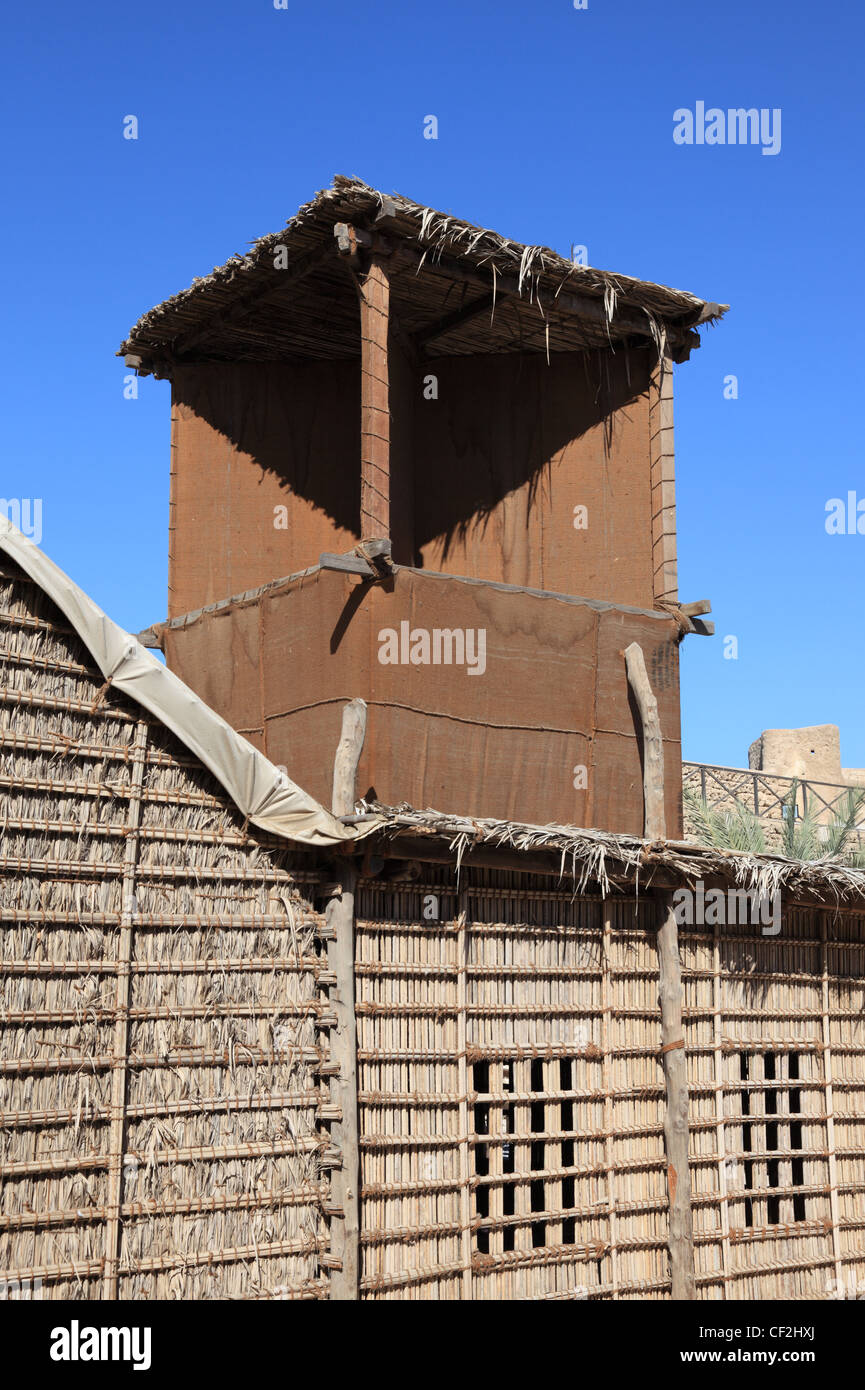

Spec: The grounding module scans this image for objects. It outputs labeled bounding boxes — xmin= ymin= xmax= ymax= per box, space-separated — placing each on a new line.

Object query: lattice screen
xmin=355 ymin=869 xmax=663 ymax=1299
xmin=685 ymin=905 xmax=865 ymax=1299
xmin=355 ymin=871 xmax=865 ymax=1301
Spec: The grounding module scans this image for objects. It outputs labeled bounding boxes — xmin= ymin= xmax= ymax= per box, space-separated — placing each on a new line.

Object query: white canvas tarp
xmin=0 ymin=518 xmax=381 ymax=846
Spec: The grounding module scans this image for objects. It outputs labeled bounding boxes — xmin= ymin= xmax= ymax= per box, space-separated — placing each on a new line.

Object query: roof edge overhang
xmin=353 ymin=806 xmax=865 ymax=908
xmin=118 ymin=176 xmax=729 ymax=377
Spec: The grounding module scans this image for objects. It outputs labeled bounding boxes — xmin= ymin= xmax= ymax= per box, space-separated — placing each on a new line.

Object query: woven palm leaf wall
xmin=0 ymin=558 xmax=331 ymax=1299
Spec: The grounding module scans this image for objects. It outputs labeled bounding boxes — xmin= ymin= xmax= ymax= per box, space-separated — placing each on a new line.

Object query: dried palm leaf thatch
xmin=358 ymin=801 xmax=865 ymax=909
xmin=120 ymin=176 xmax=727 ymax=370
xmin=0 ymin=560 xmax=333 ymax=1300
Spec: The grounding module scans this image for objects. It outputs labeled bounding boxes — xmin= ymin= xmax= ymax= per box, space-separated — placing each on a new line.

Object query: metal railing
xmin=682 ymin=761 xmax=865 ymax=826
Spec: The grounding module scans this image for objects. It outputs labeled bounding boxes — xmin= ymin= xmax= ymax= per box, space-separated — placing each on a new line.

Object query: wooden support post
xmin=456 ymin=888 xmax=473 ymax=1300
xmin=656 ymin=888 xmax=697 ymax=1301
xmin=712 ymin=917 xmax=733 ymax=1292
xmin=623 ymin=642 xmax=666 ymax=841
xmin=624 ymin=641 xmax=696 ymax=1300
xmin=327 ymin=699 xmax=366 ymax=1301
xmin=358 ymin=256 xmax=391 ymax=542
xmin=820 ymin=911 xmax=844 ymax=1294
xmin=332 ymin=698 xmax=367 ymax=819
xmin=649 ymin=353 xmax=679 ymax=606
xmin=104 ymin=718 xmax=148 ymax=1299
xmin=601 ymin=903 xmax=620 ymax=1297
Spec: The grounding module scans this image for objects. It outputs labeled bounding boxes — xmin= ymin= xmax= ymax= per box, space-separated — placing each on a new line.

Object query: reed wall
xmin=0 ymin=560 xmax=332 ymax=1300
xmin=355 ymin=871 xmax=865 ymax=1301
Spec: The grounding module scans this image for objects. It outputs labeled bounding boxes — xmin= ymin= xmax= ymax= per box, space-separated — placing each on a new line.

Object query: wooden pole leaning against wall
xmin=623 ymin=642 xmax=697 ymax=1301
xmin=325 ymin=698 xmax=366 ymax=1300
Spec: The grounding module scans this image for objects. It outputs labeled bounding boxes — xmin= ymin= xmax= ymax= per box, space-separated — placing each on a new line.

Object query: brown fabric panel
xmin=388 ymin=335 xmax=416 ymax=566
xmin=259 ymin=569 xmax=361 ymax=718
xmin=593 ymin=608 xmax=680 ymax=735
xmin=169 ymin=362 xmax=360 ymax=616
xmin=366 ymin=571 xmax=598 ymax=736
xmin=163 ymin=601 xmax=264 ymax=742
xmin=167 ymin=348 xmax=656 ymax=621
xmin=369 ymin=707 xmax=589 ymax=825
xmin=164 ymin=568 xmax=680 ymax=835
xmin=413 ymin=350 xmax=655 ymax=607
xmin=589 ymin=730 xmax=683 ymax=838
xmin=264 ymin=705 xmax=346 ymax=807
xmin=591 ymin=608 xmax=683 ymax=836
xmin=265 ymin=707 xmax=589 ymax=824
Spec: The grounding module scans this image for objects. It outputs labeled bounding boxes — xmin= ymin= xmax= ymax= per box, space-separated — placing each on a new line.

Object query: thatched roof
xmin=353 ymin=803 xmax=865 ymax=909
xmin=120 ymin=175 xmax=728 ymax=374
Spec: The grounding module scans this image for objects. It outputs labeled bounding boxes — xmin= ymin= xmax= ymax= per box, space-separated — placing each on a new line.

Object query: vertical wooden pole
xmin=656 ymin=889 xmax=698 ymax=1301
xmin=820 ymin=911 xmax=844 ymax=1294
xmin=327 ymin=699 xmax=366 ymax=1301
xmin=712 ymin=917 xmax=732 ymax=1296
xmin=104 ymin=717 xmax=148 ymax=1299
xmin=601 ymin=903 xmax=620 ymax=1297
xmin=649 ymin=352 xmax=678 ymax=605
xmin=624 ymin=641 xmax=696 ymax=1300
xmin=358 ymin=257 xmax=391 ymax=542
xmin=457 ymin=889 xmax=473 ymax=1300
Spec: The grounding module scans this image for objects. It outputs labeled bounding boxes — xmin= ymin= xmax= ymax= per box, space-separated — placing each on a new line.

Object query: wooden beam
xmin=623 ymin=641 xmax=666 ymax=841
xmin=357 ymin=256 xmax=391 ymax=541
xmin=373 ymin=196 xmax=402 ymax=233
xmin=326 ymin=700 xmax=366 ymax=1301
xmin=134 ymin=623 xmax=165 ymax=651
xmin=414 ymin=292 xmax=496 ymax=350
xmin=319 ymin=551 xmax=376 ymax=579
xmin=344 ymin=229 xmax=677 ymax=343
xmin=355 ymin=538 xmax=394 ymax=579
xmin=624 ymin=641 xmax=696 ymax=1301
xmin=679 ymin=599 xmax=712 ymax=619
xmin=658 ymin=599 xmax=714 ymax=639
xmin=677 ymin=599 xmax=715 ymax=639
xmin=344 ymin=831 xmax=686 ymax=888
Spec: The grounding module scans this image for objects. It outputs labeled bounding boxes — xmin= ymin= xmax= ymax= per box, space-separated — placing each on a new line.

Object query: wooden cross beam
xmin=658 ymin=598 xmax=715 ymax=638
xmin=413 ymin=291 xmax=497 ymax=351
xmin=336 ymin=224 xmax=680 ymax=344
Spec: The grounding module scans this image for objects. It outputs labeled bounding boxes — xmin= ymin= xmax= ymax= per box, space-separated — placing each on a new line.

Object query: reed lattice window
xmin=472 ymin=1057 xmax=580 ymax=1254
xmin=735 ymin=1051 xmax=808 ymax=1227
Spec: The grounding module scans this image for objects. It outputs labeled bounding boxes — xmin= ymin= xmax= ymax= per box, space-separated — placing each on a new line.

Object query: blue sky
xmin=1 ymin=0 xmax=863 ymax=769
